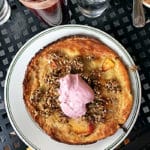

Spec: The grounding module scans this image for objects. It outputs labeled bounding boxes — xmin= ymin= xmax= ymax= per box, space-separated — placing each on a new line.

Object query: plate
xmin=4 ymin=25 xmax=141 ymax=150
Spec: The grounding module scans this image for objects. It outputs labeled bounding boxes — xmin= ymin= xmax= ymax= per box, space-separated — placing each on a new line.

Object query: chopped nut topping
xmin=85 ymin=98 xmax=107 ymax=123
xmin=30 ymin=87 xmax=45 ymax=103
xmin=105 ymin=79 xmax=122 ymax=93
xmin=70 ymin=56 xmax=84 ymax=73
xmin=30 ymin=52 xmax=120 ymax=123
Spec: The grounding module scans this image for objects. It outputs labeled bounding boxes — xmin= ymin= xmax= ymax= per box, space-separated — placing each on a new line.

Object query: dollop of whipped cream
xmin=58 ymin=74 xmax=94 ymax=118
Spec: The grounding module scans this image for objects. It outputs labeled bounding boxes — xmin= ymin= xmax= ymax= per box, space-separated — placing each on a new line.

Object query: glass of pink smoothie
xmin=19 ymin=0 xmax=70 ymax=26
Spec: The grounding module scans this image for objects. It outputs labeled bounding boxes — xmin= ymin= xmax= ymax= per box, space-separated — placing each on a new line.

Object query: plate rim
xmin=4 ymin=24 xmax=141 ymax=150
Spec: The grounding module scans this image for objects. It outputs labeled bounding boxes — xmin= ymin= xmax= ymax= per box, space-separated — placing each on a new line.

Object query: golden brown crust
xmin=23 ymin=36 xmax=133 ymax=144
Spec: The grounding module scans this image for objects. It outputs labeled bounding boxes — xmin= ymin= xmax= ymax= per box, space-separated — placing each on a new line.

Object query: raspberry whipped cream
xmin=58 ymin=74 xmax=94 ymax=118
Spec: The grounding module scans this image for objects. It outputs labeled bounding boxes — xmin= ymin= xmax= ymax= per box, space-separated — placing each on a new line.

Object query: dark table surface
xmin=0 ymin=0 xmax=150 ymax=150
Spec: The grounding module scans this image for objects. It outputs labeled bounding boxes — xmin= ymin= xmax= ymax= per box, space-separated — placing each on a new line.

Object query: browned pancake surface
xmin=23 ymin=36 xmax=133 ymax=144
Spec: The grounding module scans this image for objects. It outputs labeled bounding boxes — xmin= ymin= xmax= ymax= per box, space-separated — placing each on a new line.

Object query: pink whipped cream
xmin=58 ymin=74 xmax=94 ymax=118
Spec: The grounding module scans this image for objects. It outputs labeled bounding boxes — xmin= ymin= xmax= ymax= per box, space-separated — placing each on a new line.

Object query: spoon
xmin=132 ymin=0 xmax=146 ymax=28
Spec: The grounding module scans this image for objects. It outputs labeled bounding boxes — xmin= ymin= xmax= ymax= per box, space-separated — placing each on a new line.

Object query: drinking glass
xmin=0 ymin=0 xmax=11 ymax=25
xmin=19 ymin=0 xmax=70 ymax=26
xmin=77 ymin=0 xmax=109 ymax=18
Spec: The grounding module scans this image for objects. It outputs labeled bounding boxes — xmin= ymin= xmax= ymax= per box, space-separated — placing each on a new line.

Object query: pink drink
xmin=19 ymin=0 xmax=69 ymax=26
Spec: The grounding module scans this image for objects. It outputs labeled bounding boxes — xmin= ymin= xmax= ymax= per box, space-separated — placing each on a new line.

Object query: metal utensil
xmin=132 ymin=0 xmax=146 ymax=28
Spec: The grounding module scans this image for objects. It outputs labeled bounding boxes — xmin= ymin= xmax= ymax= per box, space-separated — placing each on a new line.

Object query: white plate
xmin=4 ymin=25 xmax=141 ymax=150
